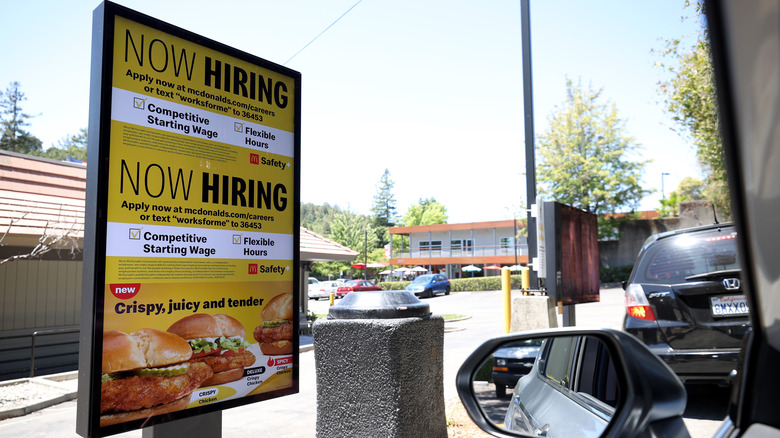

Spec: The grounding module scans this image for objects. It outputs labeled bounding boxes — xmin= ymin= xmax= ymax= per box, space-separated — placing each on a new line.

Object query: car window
xmin=634 ymin=228 xmax=740 ymax=284
xmin=412 ymin=275 xmax=431 ymax=283
xmin=575 ymin=336 xmax=620 ymax=408
xmin=542 ymin=337 xmax=577 ymax=387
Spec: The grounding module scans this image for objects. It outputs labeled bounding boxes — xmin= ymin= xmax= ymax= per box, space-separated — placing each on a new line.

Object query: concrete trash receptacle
xmin=313 ymin=290 xmax=446 ymax=438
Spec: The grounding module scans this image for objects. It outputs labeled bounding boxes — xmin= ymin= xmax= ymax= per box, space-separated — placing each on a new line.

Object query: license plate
xmin=711 ymin=295 xmax=749 ymax=317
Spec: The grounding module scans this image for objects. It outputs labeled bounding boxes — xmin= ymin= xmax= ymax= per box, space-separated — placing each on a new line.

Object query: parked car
xmin=623 ymin=222 xmax=750 ymax=383
xmin=308 ymin=280 xmax=342 ymax=300
xmin=457 ymin=3 xmax=780 ymax=437
xmin=405 ymin=273 xmax=450 ymax=298
xmin=307 ymin=277 xmax=320 ymax=295
xmin=491 ymin=338 xmax=542 ymax=397
xmin=336 ymin=280 xmax=381 ymax=298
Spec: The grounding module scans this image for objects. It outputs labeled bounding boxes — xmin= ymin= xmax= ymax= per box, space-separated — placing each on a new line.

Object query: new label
xmin=110 ymin=283 xmax=141 ymax=299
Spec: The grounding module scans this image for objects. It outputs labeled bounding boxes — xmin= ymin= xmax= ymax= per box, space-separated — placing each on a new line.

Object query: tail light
xmin=626 ymin=283 xmax=656 ymax=321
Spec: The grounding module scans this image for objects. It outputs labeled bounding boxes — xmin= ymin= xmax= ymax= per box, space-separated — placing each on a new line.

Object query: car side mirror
xmin=456 ymin=328 xmax=689 ymax=437
xmin=621 ymin=280 xmax=627 ymax=290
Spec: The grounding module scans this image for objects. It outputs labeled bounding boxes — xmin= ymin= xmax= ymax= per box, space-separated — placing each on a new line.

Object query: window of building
xmin=420 ymin=241 xmax=442 ymax=252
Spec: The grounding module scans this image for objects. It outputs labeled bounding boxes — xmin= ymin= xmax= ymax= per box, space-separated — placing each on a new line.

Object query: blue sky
xmin=1 ymin=0 xmax=701 ymax=223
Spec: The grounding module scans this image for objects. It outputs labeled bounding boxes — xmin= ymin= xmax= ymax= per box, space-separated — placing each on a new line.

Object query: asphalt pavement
xmin=0 ymin=288 xmax=727 ymax=437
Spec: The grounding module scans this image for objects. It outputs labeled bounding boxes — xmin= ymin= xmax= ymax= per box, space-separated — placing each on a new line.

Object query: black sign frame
xmin=77 ymin=2 xmax=301 ymax=436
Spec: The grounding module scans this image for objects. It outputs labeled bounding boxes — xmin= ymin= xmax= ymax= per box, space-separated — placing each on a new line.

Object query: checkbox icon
xmin=133 ymin=97 xmax=147 ymax=110
xmin=234 ymin=122 xmax=244 ymax=132
xmin=129 ymin=228 xmax=141 ymax=240
xmin=233 ymin=234 xmax=242 ymax=244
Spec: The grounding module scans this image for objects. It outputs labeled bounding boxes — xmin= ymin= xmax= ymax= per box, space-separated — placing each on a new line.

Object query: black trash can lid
xmin=328 ymin=290 xmax=431 ymax=319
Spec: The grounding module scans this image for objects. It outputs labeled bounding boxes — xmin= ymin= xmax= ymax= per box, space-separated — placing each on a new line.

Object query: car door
xmin=431 ymin=275 xmax=443 ymax=294
xmin=356 ymin=280 xmax=375 ymax=291
xmin=705 ymin=1 xmax=780 ymax=434
xmin=506 ymin=336 xmax=613 ymax=438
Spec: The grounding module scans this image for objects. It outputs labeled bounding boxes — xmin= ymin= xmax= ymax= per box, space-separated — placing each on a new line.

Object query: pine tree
xmin=371 ymin=169 xmax=397 ymax=228
xmin=370 ymin=169 xmax=397 ymax=247
xmin=0 ymin=82 xmax=42 ymax=155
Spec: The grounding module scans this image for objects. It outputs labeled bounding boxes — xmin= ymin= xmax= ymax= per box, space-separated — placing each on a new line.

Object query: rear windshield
xmin=411 ymin=275 xmax=433 ymax=283
xmin=633 ymin=227 xmax=740 ymax=284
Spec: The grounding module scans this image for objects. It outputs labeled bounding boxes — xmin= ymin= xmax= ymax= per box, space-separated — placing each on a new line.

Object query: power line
xmin=283 ymin=0 xmax=363 ymax=66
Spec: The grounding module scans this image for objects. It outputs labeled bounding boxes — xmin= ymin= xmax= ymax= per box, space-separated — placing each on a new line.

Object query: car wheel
xmin=445 ymin=286 xmax=451 ymax=296
xmin=496 ymin=384 xmax=506 ymax=398
xmin=427 ymin=288 xmax=434 ymax=298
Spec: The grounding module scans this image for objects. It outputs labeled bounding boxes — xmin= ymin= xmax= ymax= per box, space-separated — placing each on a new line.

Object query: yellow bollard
xmin=521 ymin=267 xmax=530 ymax=290
xmin=329 ymin=292 xmax=335 ymax=306
xmin=502 ymin=267 xmax=511 ymax=333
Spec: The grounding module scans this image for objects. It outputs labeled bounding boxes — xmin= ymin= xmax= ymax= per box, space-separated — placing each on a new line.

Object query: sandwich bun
xmin=259 ymin=340 xmax=293 ymax=356
xmin=200 ymin=367 xmax=246 ymax=387
xmin=102 ymin=328 xmax=192 ymax=374
xmin=261 ymin=293 xmax=293 ymax=322
xmin=167 ymin=313 xmax=246 ymax=339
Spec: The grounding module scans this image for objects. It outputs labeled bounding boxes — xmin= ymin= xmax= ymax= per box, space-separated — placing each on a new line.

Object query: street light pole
xmin=661 ymin=172 xmax=670 ymax=199
xmin=521 ymin=0 xmax=538 ymax=289
xmin=364 ymin=229 xmax=368 ymax=280
xmin=514 ymin=214 xmax=518 ymax=267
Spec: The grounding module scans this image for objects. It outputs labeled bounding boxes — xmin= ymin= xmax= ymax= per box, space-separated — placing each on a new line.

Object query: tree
xmin=329 ymin=211 xmax=380 ymax=279
xmin=401 ymin=198 xmax=448 ymax=227
xmin=41 ymin=128 xmax=88 ymax=162
xmin=658 ymin=176 xmax=704 ymax=217
xmin=301 ymin=202 xmax=343 ymax=236
xmin=657 ymin=1 xmax=729 ymax=216
xmin=371 ymin=169 xmax=397 ymax=228
xmin=0 ymin=82 xmax=43 ymax=155
xmin=330 ymin=212 xmax=379 ymax=254
xmin=537 ymin=79 xmax=650 ymax=238
xmin=370 ymin=169 xmax=397 ymax=248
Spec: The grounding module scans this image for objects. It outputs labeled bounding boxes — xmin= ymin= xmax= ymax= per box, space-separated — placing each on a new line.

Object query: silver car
xmin=308 ymin=279 xmax=341 ymax=300
xmin=504 ymin=335 xmax=618 ymax=437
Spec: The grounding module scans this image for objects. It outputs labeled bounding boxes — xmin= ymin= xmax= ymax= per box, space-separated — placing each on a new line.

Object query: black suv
xmin=623 ymin=223 xmax=751 ymax=384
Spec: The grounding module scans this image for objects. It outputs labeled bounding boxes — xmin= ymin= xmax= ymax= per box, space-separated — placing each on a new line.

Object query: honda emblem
xmin=723 ymin=278 xmax=741 ymax=290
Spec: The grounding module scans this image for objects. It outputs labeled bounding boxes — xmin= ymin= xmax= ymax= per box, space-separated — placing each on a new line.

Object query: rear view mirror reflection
xmin=472 ymin=335 xmax=620 ymax=437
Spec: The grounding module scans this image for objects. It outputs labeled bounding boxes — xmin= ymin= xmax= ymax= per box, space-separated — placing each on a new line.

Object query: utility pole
xmin=661 ymin=172 xmax=670 ymax=199
xmin=521 ymin=0 xmax=538 ymax=288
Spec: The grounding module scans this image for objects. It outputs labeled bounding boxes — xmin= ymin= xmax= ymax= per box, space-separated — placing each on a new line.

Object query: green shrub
xmin=600 ymin=265 xmax=634 ymax=283
xmin=379 ymin=281 xmax=411 ymax=290
xmin=474 ymin=355 xmax=494 ymax=383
